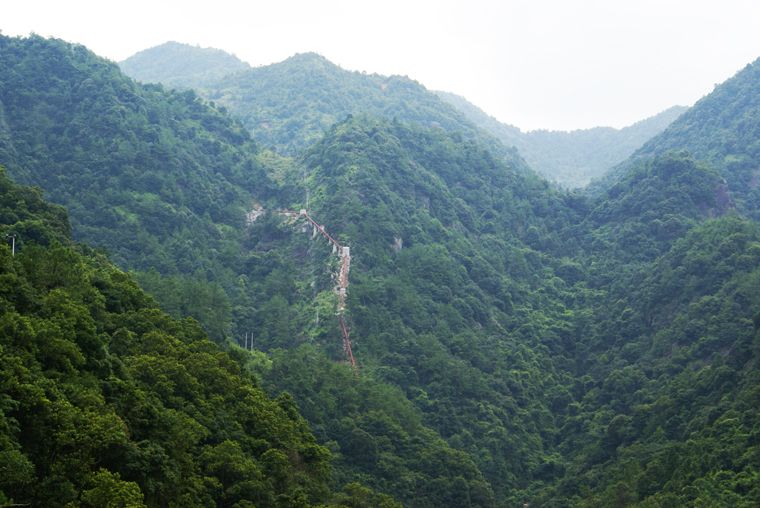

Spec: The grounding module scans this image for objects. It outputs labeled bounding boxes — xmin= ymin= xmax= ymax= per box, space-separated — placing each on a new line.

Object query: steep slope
xmin=0 ymin=168 xmax=341 ymax=507
xmin=0 ymin=34 xmax=286 ymax=338
xmin=119 ymin=41 xmax=250 ymax=89
xmin=544 ymin=220 xmax=760 ymax=505
xmin=529 ymin=149 xmax=760 ymax=504
xmin=0 ymin=35 xmax=267 ymax=268
xmin=240 ymin=116 xmax=592 ymax=505
xmin=630 ymin=58 xmax=760 ymax=219
xmin=535 ymin=215 xmax=760 ymax=506
xmin=437 ymin=90 xmax=686 ymax=188
xmin=584 ymin=152 xmax=730 ymax=262
xmin=121 ymin=46 xmax=517 ymax=159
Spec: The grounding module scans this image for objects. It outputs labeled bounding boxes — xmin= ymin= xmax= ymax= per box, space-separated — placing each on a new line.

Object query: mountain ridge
xmin=120 ymin=41 xmax=688 ymax=188
xmin=119 ymin=42 xmax=531 ymax=165
xmin=119 ymin=40 xmax=250 ymax=89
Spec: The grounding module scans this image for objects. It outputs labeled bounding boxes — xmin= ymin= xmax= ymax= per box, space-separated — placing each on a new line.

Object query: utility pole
xmin=5 ymin=234 xmax=16 ymax=256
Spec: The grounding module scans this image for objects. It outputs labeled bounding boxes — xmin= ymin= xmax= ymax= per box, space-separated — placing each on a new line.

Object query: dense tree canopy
xmin=0 ymin=169 xmax=347 ymax=507
xmin=2 ymin=34 xmax=760 ymax=507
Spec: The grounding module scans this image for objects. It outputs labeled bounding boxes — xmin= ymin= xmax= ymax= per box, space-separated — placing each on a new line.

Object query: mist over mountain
xmin=436 ymin=90 xmax=687 ymax=187
xmin=120 ymin=41 xmax=251 ymax=89
xmin=2 ymin=33 xmax=760 ymax=507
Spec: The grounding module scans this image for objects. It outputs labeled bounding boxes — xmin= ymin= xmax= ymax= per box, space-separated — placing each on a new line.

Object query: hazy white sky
xmin=3 ymin=0 xmax=759 ymax=131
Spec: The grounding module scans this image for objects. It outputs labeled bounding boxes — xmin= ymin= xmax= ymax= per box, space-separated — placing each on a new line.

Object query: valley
xmin=0 ymin=33 xmax=759 ymax=507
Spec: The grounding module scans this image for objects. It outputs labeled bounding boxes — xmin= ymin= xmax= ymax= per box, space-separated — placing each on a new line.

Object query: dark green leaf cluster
xmin=0 ymin=170 xmax=345 ymax=507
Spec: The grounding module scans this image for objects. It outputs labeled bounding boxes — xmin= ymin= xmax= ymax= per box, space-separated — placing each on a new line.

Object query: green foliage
xmin=540 ymin=217 xmax=760 ymax=506
xmin=0 ymin=33 xmax=286 ymax=339
xmin=133 ymin=270 xmax=233 ymax=341
xmin=5 ymin=34 xmax=760 ymax=508
xmin=79 ymin=470 xmax=146 ymax=508
xmin=614 ymin=57 xmax=760 ymax=218
xmin=123 ymin=49 xmax=514 ymax=159
xmin=0 ymin=171 xmax=337 ymax=506
xmin=585 ymin=152 xmax=728 ymax=262
xmin=266 ymin=345 xmax=495 ymax=507
xmin=0 ymin=167 xmax=70 ymax=245
xmin=242 ymin=116 xmax=590 ymax=503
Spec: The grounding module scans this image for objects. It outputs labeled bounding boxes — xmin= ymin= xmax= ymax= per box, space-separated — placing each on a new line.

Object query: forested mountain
xmin=119 ymin=41 xmax=251 ymax=90
xmin=2 ymin=33 xmax=760 ymax=507
xmin=543 ymin=155 xmax=760 ymax=506
xmin=120 ymin=42 xmax=684 ymax=188
xmin=0 ymin=34 xmax=287 ymax=340
xmin=0 ymin=168 xmax=354 ymax=507
xmin=630 ymin=58 xmax=760 ymax=219
xmin=0 ymin=34 xmax=568 ymax=505
xmin=120 ymin=46 xmax=515 ymax=159
xmin=436 ymin=90 xmax=686 ymax=188
xmin=252 ymin=116 xmax=589 ymax=504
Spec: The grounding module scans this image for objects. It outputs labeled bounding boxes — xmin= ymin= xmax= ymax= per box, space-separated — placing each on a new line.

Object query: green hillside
xmin=0 ymin=34 xmax=288 ymax=340
xmin=276 ymin=116 xmax=583 ymax=503
xmin=633 ymin=58 xmax=760 ymax=219
xmin=3 ymin=33 xmax=760 ymax=507
xmin=121 ymin=47 xmax=516 ymax=159
xmin=0 ymin=168 xmax=346 ymax=507
xmin=0 ymin=35 xmax=268 ymax=272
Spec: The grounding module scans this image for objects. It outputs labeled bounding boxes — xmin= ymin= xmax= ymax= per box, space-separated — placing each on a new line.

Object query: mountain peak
xmin=277 ymin=51 xmax=342 ymax=72
xmin=629 ymin=55 xmax=760 ymax=218
xmin=284 ymin=51 xmax=331 ymax=63
xmin=119 ymin=41 xmax=250 ymax=88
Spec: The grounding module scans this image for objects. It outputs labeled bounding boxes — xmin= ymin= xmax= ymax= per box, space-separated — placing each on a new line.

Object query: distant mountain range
xmin=120 ymin=42 xmax=685 ymax=187
xmin=436 ymin=90 xmax=687 ymax=187
xmin=119 ymin=40 xmax=250 ymax=89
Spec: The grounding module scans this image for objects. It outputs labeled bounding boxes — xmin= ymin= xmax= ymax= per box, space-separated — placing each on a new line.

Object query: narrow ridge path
xmin=280 ymin=209 xmax=356 ymax=369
